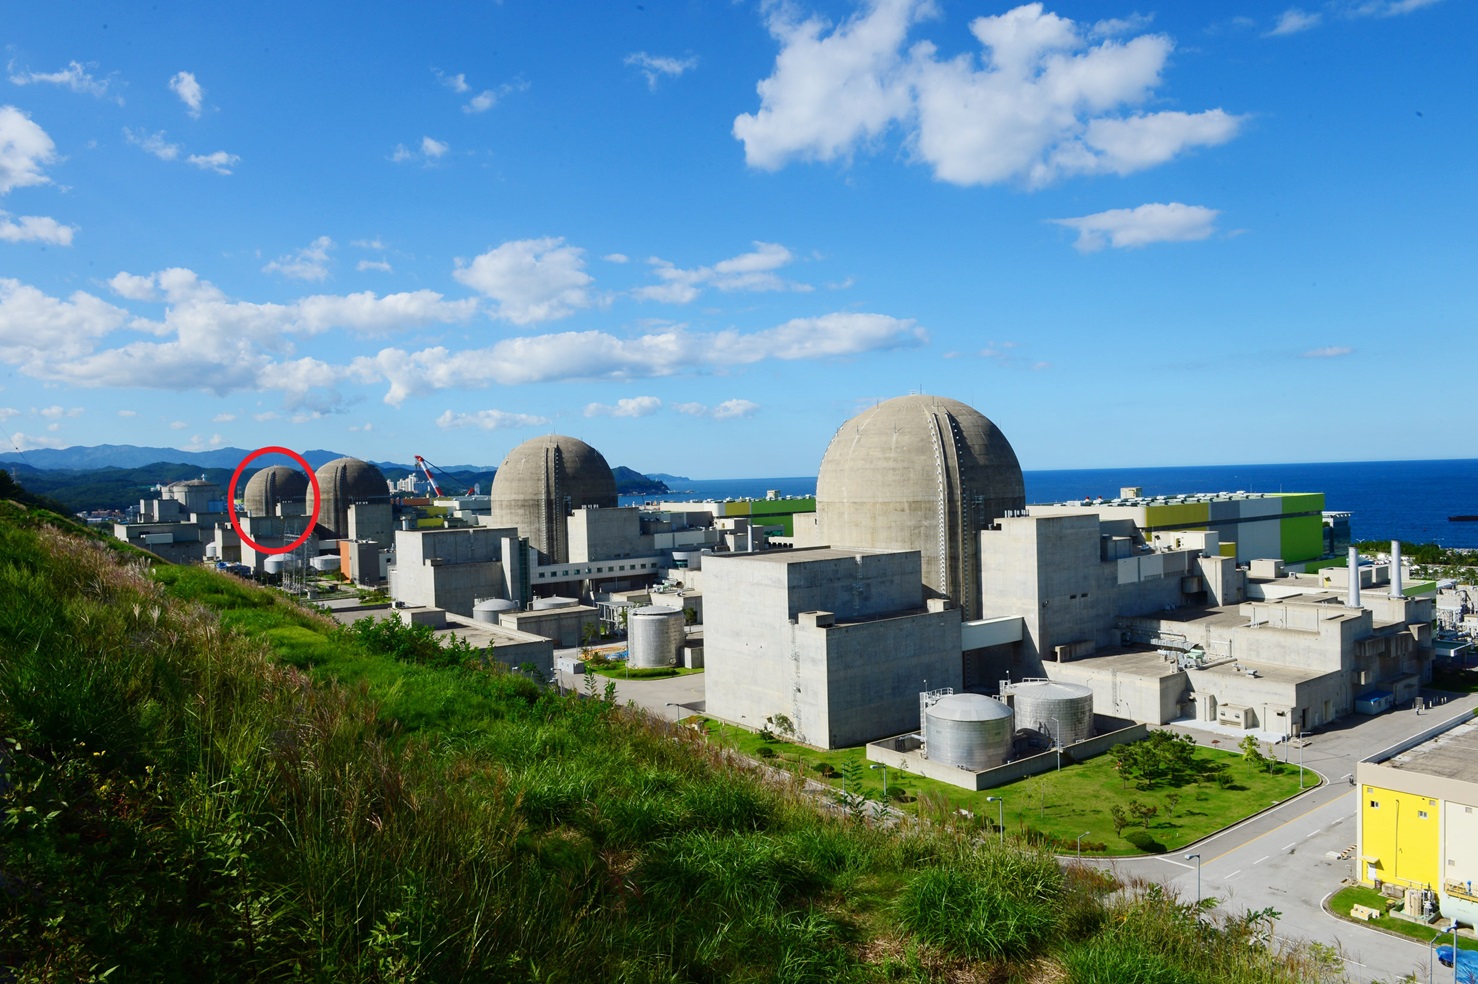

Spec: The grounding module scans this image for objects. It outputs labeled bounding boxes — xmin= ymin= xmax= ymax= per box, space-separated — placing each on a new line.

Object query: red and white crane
xmin=413 ymin=455 xmax=465 ymax=497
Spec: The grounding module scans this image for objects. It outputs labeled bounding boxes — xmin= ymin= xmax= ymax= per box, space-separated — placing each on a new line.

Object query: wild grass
xmin=0 ymin=504 xmax=1355 ymax=982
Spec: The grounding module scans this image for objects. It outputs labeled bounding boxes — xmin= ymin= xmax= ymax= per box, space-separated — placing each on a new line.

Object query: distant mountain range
xmin=1 ymin=444 xmax=668 ymax=511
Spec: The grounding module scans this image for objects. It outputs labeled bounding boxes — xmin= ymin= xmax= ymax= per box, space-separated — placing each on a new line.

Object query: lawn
xmin=590 ymin=664 xmax=704 ymax=680
xmin=1329 ymin=886 xmax=1478 ymax=950
xmin=703 ymin=719 xmax=1312 ymax=856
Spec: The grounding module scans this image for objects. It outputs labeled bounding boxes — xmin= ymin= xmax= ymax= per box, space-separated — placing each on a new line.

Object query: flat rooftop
xmin=1383 ymin=721 xmax=1478 ymax=784
xmin=706 ymin=546 xmax=896 ymax=565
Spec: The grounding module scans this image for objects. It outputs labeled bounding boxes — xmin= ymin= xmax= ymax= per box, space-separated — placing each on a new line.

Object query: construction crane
xmin=413 ymin=455 xmax=467 ymax=498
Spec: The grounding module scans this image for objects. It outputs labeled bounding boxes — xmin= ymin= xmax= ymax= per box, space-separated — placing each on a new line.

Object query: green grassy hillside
xmin=0 ymin=505 xmax=1345 ymax=982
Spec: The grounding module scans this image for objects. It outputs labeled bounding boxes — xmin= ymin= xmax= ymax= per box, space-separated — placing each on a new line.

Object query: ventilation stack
xmin=1346 ymin=546 xmax=1361 ymax=609
xmin=1389 ymin=540 xmax=1403 ymax=599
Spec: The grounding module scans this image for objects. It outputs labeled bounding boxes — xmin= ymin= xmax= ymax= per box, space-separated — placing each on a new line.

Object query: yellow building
xmin=1357 ymin=719 xmax=1478 ymax=925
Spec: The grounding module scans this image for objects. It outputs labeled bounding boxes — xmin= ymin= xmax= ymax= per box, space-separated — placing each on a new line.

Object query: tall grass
xmin=0 ymin=506 xmax=1355 ymax=982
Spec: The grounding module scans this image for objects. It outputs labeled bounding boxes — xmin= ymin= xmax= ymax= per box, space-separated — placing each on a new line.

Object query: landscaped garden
xmin=705 ymin=718 xmax=1314 ymax=856
xmin=1328 ymin=886 xmax=1478 ymax=951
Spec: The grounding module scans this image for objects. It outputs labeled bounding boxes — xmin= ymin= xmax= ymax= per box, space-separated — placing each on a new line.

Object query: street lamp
xmin=1077 ymin=831 xmax=1090 ymax=861
xmin=1053 ymin=716 xmax=1063 ymax=771
xmin=1185 ymin=853 xmax=1202 ymax=906
xmin=870 ymin=763 xmax=888 ymax=800
xmin=1298 ymin=733 xmax=1306 ymax=789
xmin=985 ymin=795 xmax=1004 ymax=842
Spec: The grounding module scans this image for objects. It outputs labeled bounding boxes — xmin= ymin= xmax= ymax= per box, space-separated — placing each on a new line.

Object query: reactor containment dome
xmin=314 ymin=457 xmax=389 ymax=540
xmin=816 ymin=395 xmax=1025 ymax=620
xmin=490 ymin=435 xmax=618 ymax=564
xmin=243 ymin=465 xmax=311 ymax=518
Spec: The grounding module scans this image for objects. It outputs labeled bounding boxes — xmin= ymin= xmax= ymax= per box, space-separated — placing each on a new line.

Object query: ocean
xmin=621 ymin=458 xmax=1478 ymax=549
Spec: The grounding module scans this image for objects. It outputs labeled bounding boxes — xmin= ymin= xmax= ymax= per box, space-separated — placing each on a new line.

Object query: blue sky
xmin=0 ymin=0 xmax=1471 ymax=476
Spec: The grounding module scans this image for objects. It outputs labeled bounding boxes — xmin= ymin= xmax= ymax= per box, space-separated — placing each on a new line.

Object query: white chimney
xmin=1389 ymin=540 xmax=1403 ymax=599
xmin=1346 ymin=546 xmax=1361 ymax=608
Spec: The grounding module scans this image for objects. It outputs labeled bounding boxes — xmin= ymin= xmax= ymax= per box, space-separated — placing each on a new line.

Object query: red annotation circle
xmin=226 ymin=447 xmax=322 ymax=556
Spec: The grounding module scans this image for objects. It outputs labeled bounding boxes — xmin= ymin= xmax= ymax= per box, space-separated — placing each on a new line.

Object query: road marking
xmin=1255 ymin=856 xmax=1269 ymax=865
xmin=1332 ymin=817 xmax=1344 ymax=825
xmin=1199 ymin=787 xmax=1353 ymax=865
xmin=1305 ymin=830 xmax=1320 ymax=839
xmin=1225 ymin=869 xmax=1242 ymax=880
xmin=1157 ymin=856 xmax=1193 ymax=870
xmin=1282 ymin=842 xmax=1297 ymax=851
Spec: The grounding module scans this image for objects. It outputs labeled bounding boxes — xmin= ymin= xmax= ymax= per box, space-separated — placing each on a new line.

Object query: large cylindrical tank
xmin=1008 ymin=681 xmax=1094 ymax=746
xmin=263 ymin=555 xmax=298 ymax=575
xmin=310 ymin=555 xmax=340 ymax=572
xmin=530 ymin=596 xmax=578 ymax=611
xmin=473 ymin=598 xmax=519 ymax=624
xmin=925 ymin=693 xmax=1014 ymax=770
xmin=628 ymin=605 xmax=684 ymax=668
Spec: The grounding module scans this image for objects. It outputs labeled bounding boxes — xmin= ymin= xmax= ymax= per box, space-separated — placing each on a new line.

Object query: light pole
xmin=1077 ymin=831 xmax=1090 ymax=861
xmin=1298 ymin=733 xmax=1306 ymax=789
xmin=985 ymin=795 xmax=1004 ymax=842
xmin=870 ymin=763 xmax=888 ymax=801
xmin=1185 ymin=853 xmax=1202 ymax=906
xmin=1053 ymin=716 xmax=1063 ymax=771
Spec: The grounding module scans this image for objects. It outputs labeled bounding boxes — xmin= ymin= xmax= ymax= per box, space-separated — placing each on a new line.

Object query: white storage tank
xmin=628 ymin=605 xmax=684 ymax=668
xmin=263 ymin=555 xmax=299 ymax=575
xmin=924 ymin=693 xmax=1014 ymax=770
xmin=530 ymin=596 xmax=578 ymax=611
xmin=1007 ymin=680 xmax=1094 ymax=746
xmin=310 ymin=555 xmax=341 ymax=572
xmin=473 ymin=598 xmax=519 ymax=624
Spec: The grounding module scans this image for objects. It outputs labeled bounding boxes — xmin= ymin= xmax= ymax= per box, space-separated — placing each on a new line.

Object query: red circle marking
xmin=226 ymin=446 xmax=323 ymax=556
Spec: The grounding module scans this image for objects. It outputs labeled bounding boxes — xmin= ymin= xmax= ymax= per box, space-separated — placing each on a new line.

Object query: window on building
xmin=1418 ymin=811 xmax=1429 ymax=819
xmin=1370 ymin=801 xmax=1380 ymax=808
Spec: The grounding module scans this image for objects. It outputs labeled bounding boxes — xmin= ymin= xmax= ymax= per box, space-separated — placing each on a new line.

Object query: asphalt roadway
xmin=566 ymin=657 xmax=1478 ymax=983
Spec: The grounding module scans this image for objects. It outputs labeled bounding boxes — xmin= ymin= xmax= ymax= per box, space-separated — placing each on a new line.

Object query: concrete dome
xmin=929 ymin=692 xmax=1014 ymax=722
xmin=816 ymin=395 xmax=1024 ymax=620
xmin=490 ymin=435 xmax=617 ymax=563
xmin=243 ymin=466 xmax=309 ymax=517
xmin=314 ymin=456 xmax=388 ymax=538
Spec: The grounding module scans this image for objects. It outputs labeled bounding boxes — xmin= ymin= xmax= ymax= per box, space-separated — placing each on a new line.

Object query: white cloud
xmin=8 ymin=60 xmax=119 ymax=102
xmin=186 ymin=150 xmax=239 ymax=174
xmin=36 ymin=405 xmax=83 ymax=420
xmin=453 ymin=237 xmax=594 ymax=324
xmin=108 ymin=271 xmax=157 ymax=300
xmin=263 ymin=236 xmax=335 ymax=281
xmin=1268 ymin=8 xmax=1322 ymax=34
xmin=355 ymin=310 xmax=925 ymax=405
xmin=0 ymin=407 xmax=20 ymax=422
xmin=1347 ymin=0 xmax=1442 ymax=16
xmin=8 ymin=431 xmax=63 ymax=450
xmin=213 ymin=412 xmax=236 ymax=422
xmin=625 ymin=52 xmax=700 ymax=90
xmin=169 ymin=71 xmax=204 ymax=117
xmin=436 ymin=409 xmax=552 ymax=430
xmin=1052 ymin=202 xmax=1220 ymax=251
xmin=0 ymin=106 xmax=59 ymax=194
xmin=1090 ymin=14 xmax=1155 ymax=37
xmin=0 ymin=278 xmax=130 ymax=367
xmin=1302 ymin=346 xmax=1353 ymax=358
xmin=351 ymin=237 xmax=388 ymax=250
xmin=734 ymin=0 xmax=924 ymax=169
xmin=123 ymin=128 xmax=181 ymax=161
xmin=604 ymin=253 xmax=629 ymax=264
xmin=735 ymin=1 xmax=1244 ymax=188
xmin=392 ymin=137 xmax=449 ymax=164
xmin=357 ymin=259 xmax=393 ymax=273
xmin=674 ymin=399 xmax=760 ymax=419
xmin=437 ymin=71 xmax=471 ymax=94
xmin=169 ymin=419 xmax=188 ymax=429
xmin=116 ymin=409 xmax=137 ymax=417
xmin=0 ymin=211 xmax=75 ymax=245
xmin=636 ymin=242 xmax=807 ymax=304
xmin=585 ymin=396 xmax=663 ymax=418
xmin=421 ymin=136 xmax=449 ymax=158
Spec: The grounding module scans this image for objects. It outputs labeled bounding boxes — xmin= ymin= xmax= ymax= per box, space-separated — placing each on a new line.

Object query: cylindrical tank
xmin=1008 ymin=681 xmax=1094 ymax=746
xmin=263 ymin=555 xmax=297 ymax=575
xmin=925 ymin=693 xmax=1014 ymax=770
xmin=204 ymin=542 xmax=218 ymax=559
xmin=473 ymin=598 xmax=519 ymax=624
xmin=310 ymin=555 xmax=340 ymax=572
xmin=628 ymin=605 xmax=684 ymax=668
xmin=530 ymin=596 xmax=578 ymax=611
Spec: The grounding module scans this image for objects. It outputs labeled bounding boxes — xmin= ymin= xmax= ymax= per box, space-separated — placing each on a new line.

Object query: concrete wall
xmin=390 ymin=526 xmax=520 ymax=616
xmin=568 ymin=507 xmax=652 ymax=562
xmin=500 ymin=606 xmax=599 ymax=648
xmin=866 ymin=724 xmax=1148 ymax=791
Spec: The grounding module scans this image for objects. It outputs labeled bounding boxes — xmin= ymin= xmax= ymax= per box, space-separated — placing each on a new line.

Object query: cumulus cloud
xmin=123 ymin=127 xmax=181 ymax=161
xmin=8 ymin=431 xmax=64 ymax=450
xmin=453 ymin=237 xmax=594 ymax=324
xmin=635 ymin=242 xmax=808 ymax=304
xmin=1052 ymin=202 xmax=1220 ymax=251
xmin=436 ymin=70 xmax=526 ymax=113
xmin=0 ymin=211 xmax=75 ymax=245
xmin=1347 ymin=0 xmax=1442 ymax=16
xmin=436 ymin=409 xmax=551 ymax=430
xmin=675 ymin=399 xmax=760 ymax=419
xmin=1302 ymin=346 xmax=1353 ymax=358
xmin=169 ymin=71 xmax=204 ymax=116
xmin=108 ymin=271 xmax=157 ymax=300
xmin=1268 ymin=8 xmax=1322 ymax=34
xmin=1 ymin=106 xmax=59 ymax=194
xmin=116 ymin=409 xmax=137 ymax=417
xmin=8 ymin=60 xmax=120 ymax=102
xmin=437 ymin=71 xmax=471 ymax=94
xmin=187 ymin=150 xmax=239 ymax=174
xmin=357 ymin=259 xmax=393 ymax=273
xmin=263 ymin=236 xmax=335 ymax=281
xmin=355 ymin=311 xmax=925 ymax=406
xmin=391 ymin=137 xmax=449 ymax=164
xmin=585 ymin=396 xmax=663 ymax=418
xmin=213 ymin=412 xmax=236 ymax=422
xmin=735 ymin=1 xmax=1243 ymax=188
xmin=604 ymin=253 xmax=629 ymax=264
xmin=625 ymin=52 xmax=699 ymax=90
xmin=421 ymin=136 xmax=449 ymax=158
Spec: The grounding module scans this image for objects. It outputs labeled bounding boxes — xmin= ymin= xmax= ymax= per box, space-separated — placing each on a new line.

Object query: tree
xmin=1239 ymin=734 xmax=1267 ymax=772
xmin=1110 ymin=805 xmax=1130 ymax=837
xmin=1110 ymin=730 xmax=1200 ymax=788
xmin=1128 ymin=800 xmax=1159 ymax=829
xmin=1165 ymin=792 xmax=1181 ymax=817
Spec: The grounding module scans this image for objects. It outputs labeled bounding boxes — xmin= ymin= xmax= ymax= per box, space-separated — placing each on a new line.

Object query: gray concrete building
xmin=703 ymin=546 xmax=962 ymax=749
